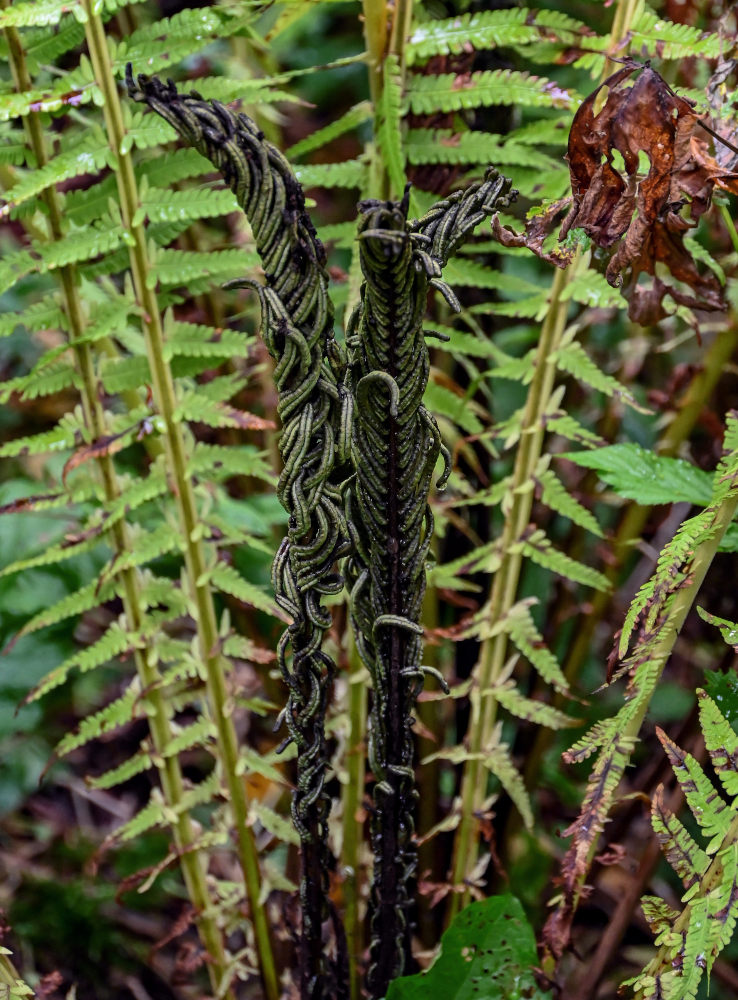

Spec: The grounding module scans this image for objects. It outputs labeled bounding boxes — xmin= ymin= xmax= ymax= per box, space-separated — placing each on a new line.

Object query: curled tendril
xmin=346 ymin=168 xmax=515 ymax=999
xmin=127 ymin=69 xmax=351 ymax=1000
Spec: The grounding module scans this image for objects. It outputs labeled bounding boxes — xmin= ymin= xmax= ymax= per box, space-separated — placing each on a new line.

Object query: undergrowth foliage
xmin=1 ymin=2 xmax=738 ymax=1000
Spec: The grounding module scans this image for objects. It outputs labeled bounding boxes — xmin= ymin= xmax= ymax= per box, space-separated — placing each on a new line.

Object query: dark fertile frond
xmin=126 ymin=69 xmax=352 ymax=1000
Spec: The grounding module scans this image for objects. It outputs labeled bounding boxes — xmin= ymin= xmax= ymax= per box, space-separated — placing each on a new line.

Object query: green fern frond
xmin=0 ymin=248 xmax=37 ymax=296
xmin=188 ymin=444 xmax=273 ymax=483
xmin=493 ymin=682 xmax=578 ymax=729
xmin=537 ymin=464 xmax=603 ymax=537
xmin=138 ymin=186 xmax=240 ymax=225
xmin=111 ymin=771 xmax=222 ymax=845
xmin=629 ymin=697 xmax=738 ymax=998
xmin=407 ymin=8 xmax=589 ymax=64
xmin=519 ymin=528 xmax=610 ymax=592
xmin=287 ymin=101 xmax=373 ymax=160
xmin=698 ymin=690 xmax=738 ymax=798
xmin=163 ymin=320 xmax=253 ymax=361
xmin=424 ymin=382 xmax=484 ymax=436
xmin=87 ymin=749 xmax=153 ymax=790
xmin=13 ymin=578 xmax=119 ymax=641
xmin=0 ymin=136 xmax=110 ymax=217
xmin=483 ymin=731 xmax=534 ymax=831
xmin=406 ymin=128 xmax=556 ymax=170
xmin=651 ymin=784 xmax=711 ymax=891
xmin=0 ymin=361 xmax=80 ymax=402
xmin=502 ymin=599 xmax=570 ymax=694
xmin=627 ymin=10 xmax=725 ymax=60
xmin=39 ymin=219 xmax=124 ymax=270
xmin=553 ymin=338 xmax=646 ymax=411
xmin=376 ymin=54 xmax=406 ymax=196
xmin=150 ymin=248 xmax=259 ymax=288
xmin=206 ymin=562 xmax=280 ymax=618
xmin=27 ymin=621 xmax=136 ymax=702
xmin=55 ymin=684 xmax=142 ymax=759
xmin=406 ymin=69 xmax=577 ymax=114
xmin=294 ymin=159 xmax=367 ymax=190
xmin=162 ymin=718 xmax=216 ymax=759
xmin=657 ymin=729 xmax=731 ymax=854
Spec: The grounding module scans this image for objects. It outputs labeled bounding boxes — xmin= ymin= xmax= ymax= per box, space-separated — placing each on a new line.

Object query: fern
xmin=625 ymin=693 xmax=738 ymax=999
xmin=406 ymin=69 xmax=577 ymax=114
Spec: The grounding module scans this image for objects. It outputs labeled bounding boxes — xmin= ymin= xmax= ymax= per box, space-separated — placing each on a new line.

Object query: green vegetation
xmin=1 ymin=2 xmax=737 ymax=999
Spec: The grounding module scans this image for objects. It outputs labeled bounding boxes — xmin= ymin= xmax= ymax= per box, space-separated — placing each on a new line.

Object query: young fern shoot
xmin=346 ymin=169 xmax=515 ymax=998
xmin=127 ymin=71 xmax=353 ymax=1000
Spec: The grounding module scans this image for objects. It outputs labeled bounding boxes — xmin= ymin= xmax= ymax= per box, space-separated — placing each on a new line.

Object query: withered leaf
xmin=564 ymin=63 xmax=738 ymax=324
xmin=499 ymin=63 xmax=738 ymax=325
xmin=62 ymin=418 xmax=157 ymax=485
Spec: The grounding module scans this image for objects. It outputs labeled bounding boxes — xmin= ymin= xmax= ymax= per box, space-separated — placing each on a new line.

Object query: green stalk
xmin=448 ymin=0 xmax=644 ymax=919
xmin=361 ymin=0 xmax=412 ymax=200
xmin=518 ymin=317 xmax=738 ymax=802
xmin=80 ymin=7 xmax=278 ymax=999
xmin=342 ymin=637 xmax=368 ymax=1000
xmin=448 ymin=265 xmax=571 ymax=917
xmin=2 ymin=14 xmax=233 ymax=998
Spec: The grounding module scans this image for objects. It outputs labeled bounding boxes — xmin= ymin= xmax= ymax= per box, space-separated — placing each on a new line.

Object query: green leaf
xmin=0 ymin=137 xmax=109 ymax=217
xmin=205 ymin=562 xmax=280 ymax=618
xmin=483 ymin=732 xmax=534 ymax=831
xmin=552 ymin=340 xmax=645 ymax=410
xmin=286 ymin=101 xmax=372 ymax=159
xmin=376 ymin=54 xmax=406 ymax=196
xmin=140 ymin=185 xmax=239 ymax=225
xmin=386 ymin=894 xmax=551 ymax=999
xmin=151 ymin=248 xmax=259 ymax=288
xmin=406 ymin=69 xmax=577 ymax=114
xmin=518 ymin=529 xmax=610 ymax=592
xmin=537 ymin=466 xmax=603 ymax=537
xmin=697 ymin=691 xmax=738 ymax=799
xmin=250 ymin=801 xmax=299 ymax=845
xmin=560 ymin=444 xmax=713 ymax=507
xmin=406 ymin=8 xmax=588 ymax=64
xmin=406 ymin=128 xmax=556 ymax=171
xmin=294 ymin=160 xmax=367 ymax=190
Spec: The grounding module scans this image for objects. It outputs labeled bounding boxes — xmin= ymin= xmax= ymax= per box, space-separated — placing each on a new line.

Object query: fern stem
xmin=1 ymin=12 xmax=236 ymax=999
xmin=448 ymin=265 xmax=570 ymax=918
xmin=519 ymin=318 xmax=738 ymax=808
xmin=342 ymin=637 xmax=368 ymax=1000
xmin=80 ymin=9 xmax=278 ymax=999
xmin=543 ymin=448 xmax=738 ymax=977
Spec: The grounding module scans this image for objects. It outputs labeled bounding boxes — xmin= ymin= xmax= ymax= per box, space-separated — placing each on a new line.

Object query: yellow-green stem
xmin=543 ymin=473 xmax=738 ymax=978
xmin=2 ymin=13 xmax=233 ymax=997
xmin=448 ymin=265 xmax=571 ymax=918
xmin=447 ymin=0 xmax=643 ymax=919
xmin=81 ymin=7 xmax=278 ymax=998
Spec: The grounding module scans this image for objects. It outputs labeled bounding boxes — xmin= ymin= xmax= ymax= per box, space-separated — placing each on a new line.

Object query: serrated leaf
xmin=493 ymin=682 xmax=578 ymax=729
xmin=484 ymin=734 xmax=534 ymax=830
xmin=407 ymin=8 xmax=588 ymax=63
xmin=561 ymin=443 xmax=713 ymax=507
